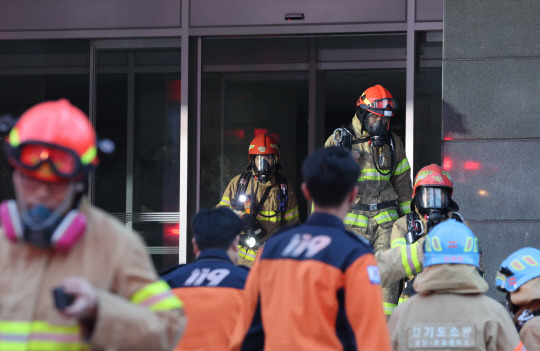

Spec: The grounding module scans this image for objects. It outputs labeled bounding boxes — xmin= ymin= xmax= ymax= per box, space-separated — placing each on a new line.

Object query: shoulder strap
xmin=406 ymin=212 xmax=416 ymax=232
xmin=253 ymin=185 xmax=272 ymax=217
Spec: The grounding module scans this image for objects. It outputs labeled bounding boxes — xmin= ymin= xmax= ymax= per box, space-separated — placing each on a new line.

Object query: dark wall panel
xmin=443 ymin=59 xmax=540 ymax=140
xmin=190 ymin=0 xmax=406 ymax=27
xmin=444 ymin=0 xmax=540 ymax=59
xmin=444 ymin=0 xmax=540 ymax=308
xmin=416 ymin=0 xmax=443 ymax=22
xmin=0 ymin=1 xmax=181 ymax=31
xmin=443 ymin=140 xmax=540 ymax=221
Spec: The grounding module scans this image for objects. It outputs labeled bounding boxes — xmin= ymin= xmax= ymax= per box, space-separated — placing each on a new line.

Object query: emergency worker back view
xmin=389 ymin=219 xmax=525 ymax=351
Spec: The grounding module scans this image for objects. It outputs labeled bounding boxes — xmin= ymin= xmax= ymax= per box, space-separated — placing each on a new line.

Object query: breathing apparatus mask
xmin=361 ymin=113 xmax=390 ymax=148
xmin=251 ymin=154 xmax=276 ymax=183
xmin=416 ymin=187 xmax=450 ymax=229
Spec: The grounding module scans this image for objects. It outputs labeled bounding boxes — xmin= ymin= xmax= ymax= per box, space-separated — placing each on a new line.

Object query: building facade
xmin=0 ymin=0 xmax=536 ymax=300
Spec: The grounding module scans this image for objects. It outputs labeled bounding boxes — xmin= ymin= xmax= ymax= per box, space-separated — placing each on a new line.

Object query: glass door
xmin=91 ymin=39 xmax=181 ymax=273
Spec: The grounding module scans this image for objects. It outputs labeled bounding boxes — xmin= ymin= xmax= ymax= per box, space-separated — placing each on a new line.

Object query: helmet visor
xmin=417 ymin=187 xmax=449 ymax=209
xmin=12 ymin=142 xmax=82 ymax=178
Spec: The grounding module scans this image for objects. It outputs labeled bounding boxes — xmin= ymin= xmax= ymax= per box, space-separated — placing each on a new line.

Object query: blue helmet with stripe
xmin=496 ymin=247 xmax=540 ymax=293
xmin=423 ymin=219 xmax=480 ymax=268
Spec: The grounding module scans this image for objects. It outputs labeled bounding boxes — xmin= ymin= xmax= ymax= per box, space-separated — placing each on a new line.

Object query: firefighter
xmin=325 ymin=84 xmax=412 ymax=316
xmin=390 ymin=163 xmax=465 ymax=305
xmin=0 ymin=99 xmax=185 ymax=350
xmin=218 ymin=133 xmax=300 ymax=267
xmin=389 ymin=220 xmax=525 ymax=351
xmin=496 ymin=247 xmax=540 ymax=350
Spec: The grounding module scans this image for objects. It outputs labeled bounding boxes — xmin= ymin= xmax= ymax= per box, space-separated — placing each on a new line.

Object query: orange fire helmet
xmin=248 ymin=133 xmax=280 ymax=158
xmin=412 ymin=164 xmax=458 ymax=212
xmin=6 ymin=99 xmax=98 ymax=182
xmin=356 ymin=84 xmax=397 ymax=117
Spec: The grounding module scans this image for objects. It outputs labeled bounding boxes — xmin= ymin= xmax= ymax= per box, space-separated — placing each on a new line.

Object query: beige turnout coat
xmin=0 ymin=198 xmax=186 ymax=350
xmin=389 ymin=264 xmax=524 ymax=351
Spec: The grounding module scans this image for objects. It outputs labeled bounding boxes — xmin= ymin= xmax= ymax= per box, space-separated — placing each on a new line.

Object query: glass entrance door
xmin=200 ymin=72 xmax=309 ymax=221
xmin=91 ymin=40 xmax=181 ymax=273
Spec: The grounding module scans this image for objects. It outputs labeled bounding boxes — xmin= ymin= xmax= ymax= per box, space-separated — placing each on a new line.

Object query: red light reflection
xmin=464 ymin=161 xmax=482 ymax=171
xmin=225 ymin=129 xmax=245 ymax=139
xmin=166 ymin=80 xmax=181 ymax=102
xmin=442 ymin=157 xmax=453 ymax=170
xmin=164 ymin=223 xmax=180 ymax=236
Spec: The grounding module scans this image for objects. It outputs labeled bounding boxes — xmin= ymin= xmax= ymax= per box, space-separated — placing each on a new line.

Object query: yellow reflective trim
xmin=399 ymin=201 xmax=411 ymax=214
xmin=238 ymin=246 xmax=257 ymax=261
xmin=284 ymin=207 xmax=299 ymax=220
xmin=400 ymin=245 xmax=413 ymax=276
xmin=344 ymin=213 xmax=368 ymax=227
xmin=411 ymin=242 xmax=422 ymax=274
xmin=392 ymin=237 xmax=406 ymax=248
xmin=0 ymin=320 xmax=87 ymax=351
xmin=218 ymin=196 xmax=231 ymax=207
xmin=8 ymin=128 xmax=20 ymax=147
xmin=374 ymin=210 xmax=398 ymax=224
xmin=358 ymin=168 xmax=392 ymax=182
xmin=80 ymin=146 xmax=97 ymax=165
xmin=383 ymin=302 xmax=396 ymax=315
xmin=398 ymin=296 xmax=409 ymax=305
xmin=131 ymin=280 xmax=183 ymax=311
xmin=393 ymin=158 xmax=411 ymax=176
xmin=257 ymin=212 xmax=280 ymax=222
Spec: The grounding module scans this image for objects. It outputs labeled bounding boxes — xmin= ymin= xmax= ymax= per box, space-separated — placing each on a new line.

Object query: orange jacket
xmin=231 ymin=212 xmax=391 ymax=351
xmin=162 ymin=249 xmax=261 ymax=351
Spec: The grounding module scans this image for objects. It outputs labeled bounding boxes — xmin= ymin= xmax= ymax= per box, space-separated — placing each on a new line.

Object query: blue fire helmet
xmin=423 ymin=219 xmax=480 ymax=268
xmin=496 ymin=247 xmax=540 ymax=293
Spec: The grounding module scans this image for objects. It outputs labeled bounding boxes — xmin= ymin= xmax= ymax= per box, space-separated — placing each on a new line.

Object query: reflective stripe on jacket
xmin=218 ymin=173 xmax=300 ymax=241
xmin=324 ymin=116 xmax=412 ymax=213
xmin=0 ymin=197 xmax=186 ymax=351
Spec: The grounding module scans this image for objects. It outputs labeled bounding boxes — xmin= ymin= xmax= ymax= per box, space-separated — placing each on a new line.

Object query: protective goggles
xmin=417 ymin=187 xmax=449 ymax=209
xmin=366 ymin=98 xmax=397 ymax=110
xmin=359 ymin=98 xmax=397 ymax=117
xmin=7 ymin=142 xmax=85 ymax=178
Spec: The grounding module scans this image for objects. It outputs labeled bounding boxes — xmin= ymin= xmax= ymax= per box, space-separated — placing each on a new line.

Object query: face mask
xmin=370 ymin=136 xmax=387 ymax=148
xmin=417 ymin=187 xmax=449 ymax=210
xmin=367 ymin=119 xmax=389 ymax=136
xmin=21 ymin=204 xmax=63 ymax=248
xmin=426 ymin=210 xmax=444 ymax=231
xmin=253 ymin=155 xmax=275 ymax=183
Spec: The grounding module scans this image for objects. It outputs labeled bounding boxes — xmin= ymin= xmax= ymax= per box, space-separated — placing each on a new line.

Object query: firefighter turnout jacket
xmin=325 ymin=115 xmax=412 ymax=230
xmin=0 ymin=197 xmax=186 ymax=351
xmin=230 ymin=212 xmax=391 ymax=351
xmin=218 ymin=172 xmax=300 ymax=265
xmin=161 ymin=249 xmax=262 ymax=351
xmin=325 ymin=115 xmax=412 ymax=316
xmin=389 ymin=264 xmax=525 ymax=351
